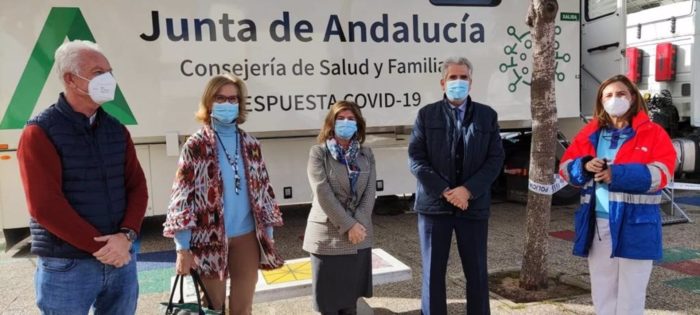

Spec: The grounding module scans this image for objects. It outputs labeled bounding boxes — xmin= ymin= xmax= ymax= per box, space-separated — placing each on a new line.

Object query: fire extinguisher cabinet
xmin=626 ymin=47 xmax=643 ymax=83
xmin=655 ymin=43 xmax=677 ymax=81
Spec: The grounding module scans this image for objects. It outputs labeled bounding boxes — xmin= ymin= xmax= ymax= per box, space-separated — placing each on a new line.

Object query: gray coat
xmin=303 ymin=144 xmax=376 ymax=255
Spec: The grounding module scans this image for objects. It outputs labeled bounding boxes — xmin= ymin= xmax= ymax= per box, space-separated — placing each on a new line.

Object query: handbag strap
xmin=165 ymin=270 xmax=223 ymax=315
xmin=190 ymin=271 xmax=205 ymax=315
xmin=165 ymin=274 xmax=185 ymax=314
xmin=179 ymin=275 xmax=184 ymax=304
xmin=190 ymin=270 xmax=220 ymax=312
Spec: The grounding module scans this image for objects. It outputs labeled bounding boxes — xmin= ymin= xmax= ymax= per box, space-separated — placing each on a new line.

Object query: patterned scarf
xmin=326 ymin=138 xmax=361 ymax=196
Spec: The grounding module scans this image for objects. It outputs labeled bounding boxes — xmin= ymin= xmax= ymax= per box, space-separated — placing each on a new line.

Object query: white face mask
xmin=75 ymin=72 xmax=117 ymax=104
xmin=603 ymin=97 xmax=631 ymax=117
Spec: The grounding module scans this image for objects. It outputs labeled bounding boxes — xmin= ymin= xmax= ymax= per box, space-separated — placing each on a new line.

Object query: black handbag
xmin=161 ymin=270 xmax=223 ymax=315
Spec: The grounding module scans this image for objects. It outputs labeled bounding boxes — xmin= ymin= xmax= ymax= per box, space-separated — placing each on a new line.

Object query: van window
xmin=430 ymin=0 xmax=501 ymax=6
xmin=627 ymin=0 xmax=692 ymax=14
xmin=586 ymin=0 xmax=617 ymax=21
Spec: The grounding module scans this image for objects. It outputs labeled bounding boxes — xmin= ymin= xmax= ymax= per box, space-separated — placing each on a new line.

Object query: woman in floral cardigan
xmin=163 ymin=74 xmax=283 ymax=315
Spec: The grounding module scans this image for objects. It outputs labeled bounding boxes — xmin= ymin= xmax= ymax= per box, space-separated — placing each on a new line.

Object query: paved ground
xmin=1 ymin=195 xmax=699 ymax=315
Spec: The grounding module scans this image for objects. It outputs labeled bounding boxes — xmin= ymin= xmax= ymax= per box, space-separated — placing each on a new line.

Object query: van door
xmin=581 ymin=0 xmax=625 ymax=116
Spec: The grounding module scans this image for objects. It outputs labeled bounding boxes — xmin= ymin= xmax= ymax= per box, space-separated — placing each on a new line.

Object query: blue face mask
xmin=445 ymin=79 xmax=470 ymax=102
xmin=211 ymin=102 xmax=239 ymax=124
xmin=335 ymin=119 xmax=357 ymax=140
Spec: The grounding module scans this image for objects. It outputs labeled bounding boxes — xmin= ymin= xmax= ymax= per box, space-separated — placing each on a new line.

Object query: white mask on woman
xmin=603 ymin=97 xmax=631 ymax=117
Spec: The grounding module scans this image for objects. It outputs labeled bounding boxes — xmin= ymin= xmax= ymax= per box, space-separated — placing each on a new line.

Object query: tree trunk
xmin=520 ymin=0 xmax=559 ymax=291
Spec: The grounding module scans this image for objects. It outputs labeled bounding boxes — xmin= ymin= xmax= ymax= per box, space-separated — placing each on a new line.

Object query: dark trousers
xmin=418 ymin=213 xmax=490 ymax=315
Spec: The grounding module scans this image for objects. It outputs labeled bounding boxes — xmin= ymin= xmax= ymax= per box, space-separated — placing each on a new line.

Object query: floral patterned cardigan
xmin=163 ymin=125 xmax=284 ymax=279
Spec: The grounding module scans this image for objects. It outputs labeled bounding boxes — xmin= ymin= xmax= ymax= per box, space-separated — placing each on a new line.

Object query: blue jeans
xmin=35 ymin=254 xmax=138 ymax=315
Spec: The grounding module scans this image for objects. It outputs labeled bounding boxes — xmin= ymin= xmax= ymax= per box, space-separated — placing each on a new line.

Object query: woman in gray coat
xmin=303 ymin=100 xmax=377 ymax=315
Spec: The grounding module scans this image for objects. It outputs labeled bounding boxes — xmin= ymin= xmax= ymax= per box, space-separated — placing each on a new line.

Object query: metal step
xmin=660 ymin=186 xmax=693 ymax=226
xmin=661 ymin=212 xmax=690 ymax=226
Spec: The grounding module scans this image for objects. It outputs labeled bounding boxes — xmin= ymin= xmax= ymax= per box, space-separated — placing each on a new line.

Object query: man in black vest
xmin=408 ymin=56 xmax=504 ymax=315
xmin=17 ymin=40 xmax=148 ymax=315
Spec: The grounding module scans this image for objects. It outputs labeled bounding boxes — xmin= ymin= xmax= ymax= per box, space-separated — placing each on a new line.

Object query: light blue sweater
xmin=594 ymin=127 xmax=630 ymax=219
xmin=175 ymin=120 xmax=270 ymax=250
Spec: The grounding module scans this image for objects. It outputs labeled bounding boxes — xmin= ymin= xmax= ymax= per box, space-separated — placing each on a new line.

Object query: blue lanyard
xmin=214 ymin=131 xmax=241 ymax=194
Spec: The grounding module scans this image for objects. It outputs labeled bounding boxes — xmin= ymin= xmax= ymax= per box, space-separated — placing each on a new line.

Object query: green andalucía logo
xmin=499 ymin=24 xmax=572 ymax=93
xmin=0 ymin=7 xmax=136 ymax=130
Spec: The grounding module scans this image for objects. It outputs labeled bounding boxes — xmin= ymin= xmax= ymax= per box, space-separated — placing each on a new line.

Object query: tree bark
xmin=520 ymin=0 xmax=559 ymax=291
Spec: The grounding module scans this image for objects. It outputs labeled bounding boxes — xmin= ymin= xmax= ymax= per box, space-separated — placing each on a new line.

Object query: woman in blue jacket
xmin=560 ymin=75 xmax=676 ymax=315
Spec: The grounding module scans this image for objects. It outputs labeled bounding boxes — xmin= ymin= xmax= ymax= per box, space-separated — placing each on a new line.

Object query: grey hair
xmin=441 ymin=56 xmax=474 ymax=79
xmin=54 ymin=40 xmax=102 ymax=86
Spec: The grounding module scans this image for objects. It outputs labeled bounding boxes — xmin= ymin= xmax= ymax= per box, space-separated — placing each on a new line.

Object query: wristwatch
xmin=120 ymin=228 xmax=137 ymax=242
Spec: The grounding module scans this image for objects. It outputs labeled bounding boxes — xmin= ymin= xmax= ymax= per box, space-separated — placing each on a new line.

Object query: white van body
xmin=0 ymin=0 xmax=583 ymax=236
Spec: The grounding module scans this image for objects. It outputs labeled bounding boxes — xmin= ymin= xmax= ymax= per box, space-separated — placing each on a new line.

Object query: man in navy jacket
xmin=17 ymin=40 xmax=148 ymax=315
xmin=408 ymin=56 xmax=504 ymax=315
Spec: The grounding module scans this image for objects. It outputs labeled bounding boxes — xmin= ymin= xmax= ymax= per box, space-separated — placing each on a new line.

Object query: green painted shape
xmin=0 ymin=8 xmax=73 ymax=129
xmin=664 ymin=277 xmax=700 ymax=295
xmin=0 ymin=7 xmax=136 ymax=130
xmin=660 ymin=248 xmax=700 ymax=264
xmin=104 ymin=88 xmax=137 ymax=125
xmin=138 ymin=267 xmax=175 ymax=294
xmin=560 ymin=12 xmax=580 ymax=21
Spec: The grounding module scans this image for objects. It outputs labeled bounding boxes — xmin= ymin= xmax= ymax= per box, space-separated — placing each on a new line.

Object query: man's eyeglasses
xmin=214 ymin=95 xmax=239 ymax=103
